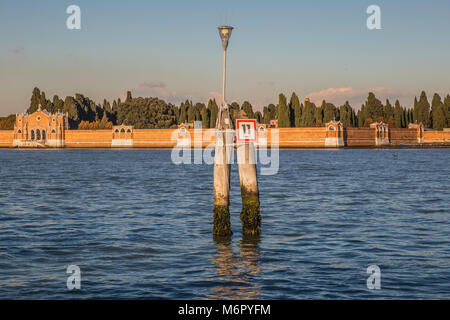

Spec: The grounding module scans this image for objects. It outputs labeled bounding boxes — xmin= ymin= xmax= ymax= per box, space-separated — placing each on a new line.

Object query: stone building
xmin=13 ymin=105 xmax=69 ymax=147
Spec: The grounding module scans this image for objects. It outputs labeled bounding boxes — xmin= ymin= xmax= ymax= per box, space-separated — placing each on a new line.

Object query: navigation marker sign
xmin=236 ymin=119 xmax=257 ymax=142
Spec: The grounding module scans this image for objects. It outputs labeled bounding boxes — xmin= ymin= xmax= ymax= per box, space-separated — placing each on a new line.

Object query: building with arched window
xmin=13 ymin=104 xmax=69 ymax=147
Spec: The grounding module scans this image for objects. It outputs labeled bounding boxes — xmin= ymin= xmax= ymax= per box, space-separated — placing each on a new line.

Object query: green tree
xmin=241 ymin=101 xmax=255 ymax=119
xmin=339 ymin=101 xmax=354 ymax=127
xmin=200 ymin=104 xmax=210 ymax=128
xmin=179 ymin=103 xmax=187 ymax=124
xmin=393 ymin=100 xmax=403 ymax=128
xmin=277 ymin=94 xmax=290 ymax=127
xmin=416 ymin=91 xmax=431 ymax=127
xmin=323 ymin=101 xmax=338 ymax=123
xmin=431 ymin=93 xmax=446 ymax=130
xmin=126 ymin=91 xmax=132 ymax=103
xmin=301 ymin=100 xmax=316 ymax=127
xmin=208 ymin=99 xmax=219 ymax=128
xmin=289 ymin=92 xmax=301 ymax=127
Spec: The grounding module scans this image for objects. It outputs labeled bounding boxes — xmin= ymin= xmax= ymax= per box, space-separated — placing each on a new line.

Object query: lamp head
xmin=218 ymin=26 xmax=233 ymax=50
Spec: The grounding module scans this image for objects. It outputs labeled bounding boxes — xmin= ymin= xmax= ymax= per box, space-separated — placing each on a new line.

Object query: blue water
xmin=0 ymin=149 xmax=449 ymax=299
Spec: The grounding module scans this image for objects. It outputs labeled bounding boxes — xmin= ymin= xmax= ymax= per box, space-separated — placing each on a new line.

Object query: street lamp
xmin=218 ymin=26 xmax=233 ymax=109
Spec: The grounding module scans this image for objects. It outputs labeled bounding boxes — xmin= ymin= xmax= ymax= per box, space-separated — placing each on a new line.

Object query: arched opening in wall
xmin=120 ymin=128 xmax=125 ymax=133
xmin=178 ymin=127 xmax=186 ymax=133
xmin=31 ymin=130 xmax=35 ymax=140
xmin=17 ymin=129 xmax=22 ymax=134
xmin=51 ymin=129 xmax=56 ymax=134
xmin=259 ymin=127 xmax=266 ymax=132
xmin=42 ymin=130 xmax=46 ymax=141
xmin=36 ymin=129 xmax=41 ymax=141
xmin=127 ymin=129 xmax=131 ymax=133
xmin=327 ymin=126 xmax=335 ymax=131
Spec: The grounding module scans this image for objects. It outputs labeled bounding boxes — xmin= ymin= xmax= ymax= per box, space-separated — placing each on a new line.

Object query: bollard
xmin=213 ymin=106 xmax=234 ymax=236
xmin=237 ymin=137 xmax=261 ymax=236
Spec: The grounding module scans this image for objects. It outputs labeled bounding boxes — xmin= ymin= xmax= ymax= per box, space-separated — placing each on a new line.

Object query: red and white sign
xmin=236 ymin=119 xmax=257 ymax=142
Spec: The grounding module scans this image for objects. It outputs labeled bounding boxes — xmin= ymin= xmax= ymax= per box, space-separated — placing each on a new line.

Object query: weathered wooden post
xmin=236 ymin=113 xmax=261 ymax=236
xmin=213 ymin=26 xmax=234 ymax=236
xmin=213 ymin=107 xmax=233 ymax=236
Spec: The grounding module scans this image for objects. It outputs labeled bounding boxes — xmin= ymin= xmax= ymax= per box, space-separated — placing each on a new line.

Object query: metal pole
xmin=222 ymin=48 xmax=226 ymax=106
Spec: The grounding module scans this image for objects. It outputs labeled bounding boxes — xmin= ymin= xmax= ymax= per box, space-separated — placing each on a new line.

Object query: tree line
xmin=0 ymin=87 xmax=448 ymax=130
xmin=267 ymin=91 xmax=449 ymax=130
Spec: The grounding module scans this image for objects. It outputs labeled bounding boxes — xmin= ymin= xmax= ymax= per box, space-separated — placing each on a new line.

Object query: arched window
xmin=179 ymin=127 xmax=186 ymax=133
xmin=259 ymin=127 xmax=266 ymax=132
xmin=127 ymin=129 xmax=131 ymax=133
xmin=120 ymin=128 xmax=125 ymax=133
xmin=42 ymin=130 xmax=46 ymax=141
xmin=17 ymin=129 xmax=22 ymax=134
xmin=36 ymin=129 xmax=41 ymax=141
xmin=114 ymin=129 xmax=119 ymax=133
xmin=31 ymin=130 xmax=35 ymax=140
xmin=327 ymin=126 xmax=335 ymax=131
xmin=51 ymin=129 xmax=56 ymax=134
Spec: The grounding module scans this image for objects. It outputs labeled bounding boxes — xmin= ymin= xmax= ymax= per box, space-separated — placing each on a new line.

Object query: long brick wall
xmin=0 ymin=130 xmax=14 ymax=147
xmin=3 ymin=126 xmax=450 ymax=148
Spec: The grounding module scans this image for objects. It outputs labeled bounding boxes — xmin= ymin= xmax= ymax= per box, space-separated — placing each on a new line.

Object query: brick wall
xmin=345 ymin=128 xmax=375 ymax=146
xmin=390 ymin=128 xmax=418 ymax=145
xmin=0 ymin=130 xmax=14 ymax=147
xmin=65 ymin=130 xmax=112 ymax=147
xmin=423 ymin=131 xmax=450 ymax=144
xmin=273 ymin=128 xmax=326 ymax=147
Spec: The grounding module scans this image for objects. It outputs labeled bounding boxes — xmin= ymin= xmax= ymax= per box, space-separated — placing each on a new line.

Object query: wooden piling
xmin=236 ymin=112 xmax=261 ymax=236
xmin=213 ymin=106 xmax=234 ymax=236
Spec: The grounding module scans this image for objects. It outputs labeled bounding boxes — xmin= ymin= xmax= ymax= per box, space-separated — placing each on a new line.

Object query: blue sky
xmin=1 ymin=0 xmax=449 ymax=116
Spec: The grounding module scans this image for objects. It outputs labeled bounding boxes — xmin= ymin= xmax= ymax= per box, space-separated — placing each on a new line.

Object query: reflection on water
xmin=208 ymin=235 xmax=261 ymax=299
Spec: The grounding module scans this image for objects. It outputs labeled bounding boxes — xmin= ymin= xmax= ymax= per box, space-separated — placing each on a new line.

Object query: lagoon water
xmin=0 ymin=149 xmax=449 ymax=299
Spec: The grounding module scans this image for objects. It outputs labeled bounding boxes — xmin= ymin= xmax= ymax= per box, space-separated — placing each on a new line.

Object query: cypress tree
xmin=241 ymin=101 xmax=255 ymax=119
xmin=339 ymin=101 xmax=353 ymax=127
xmin=293 ymin=98 xmax=302 ymax=127
xmin=384 ymin=99 xmax=394 ymax=121
xmin=200 ymin=105 xmax=210 ymax=128
xmin=431 ymin=93 xmax=446 ymax=130
xmin=126 ymin=91 xmax=132 ymax=103
xmin=29 ymin=87 xmax=41 ymax=113
xmin=301 ymin=100 xmax=316 ymax=127
xmin=416 ymin=91 xmax=431 ymax=127
xmin=444 ymin=95 xmax=450 ymax=127
xmin=263 ymin=106 xmax=270 ymax=124
xmin=289 ymin=92 xmax=300 ymax=127
xmin=323 ymin=101 xmax=338 ymax=123
xmin=255 ymin=111 xmax=263 ymax=123
xmin=315 ymin=102 xmax=324 ymax=126
xmin=178 ymin=103 xmax=187 ymax=124
xmin=277 ymin=94 xmax=290 ymax=127
xmin=413 ymin=96 xmax=418 ymax=122
xmin=393 ymin=100 xmax=403 ymax=128
xmin=208 ymin=99 xmax=219 ymax=128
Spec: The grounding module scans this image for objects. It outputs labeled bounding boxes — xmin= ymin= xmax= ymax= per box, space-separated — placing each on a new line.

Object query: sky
xmin=1 ymin=0 xmax=450 ymax=116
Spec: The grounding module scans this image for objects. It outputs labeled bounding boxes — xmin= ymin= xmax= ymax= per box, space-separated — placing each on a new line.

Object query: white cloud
xmin=306 ymin=87 xmax=415 ymax=109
